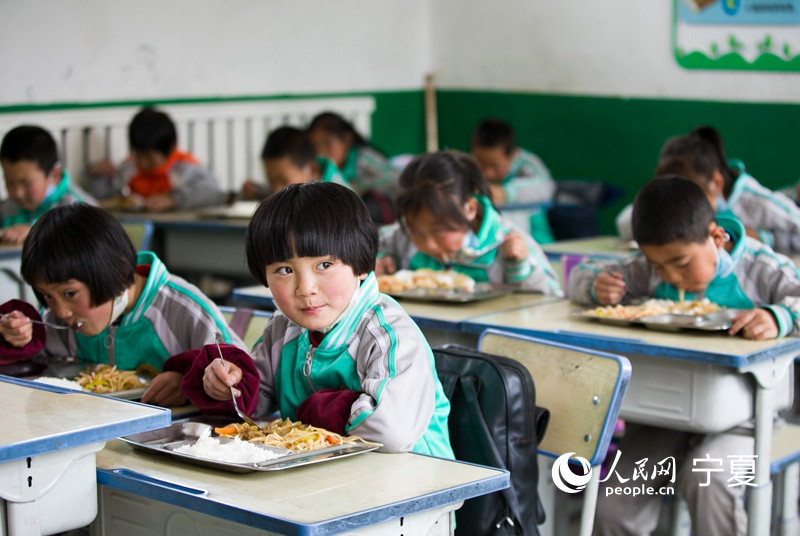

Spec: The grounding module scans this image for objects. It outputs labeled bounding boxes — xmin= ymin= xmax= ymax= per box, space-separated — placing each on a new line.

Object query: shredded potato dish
xmin=587 ymin=298 xmax=721 ymax=320
xmin=378 ymin=268 xmax=476 ymax=294
xmin=214 ymin=418 xmax=365 ymax=452
xmin=75 ymin=364 xmax=148 ymax=393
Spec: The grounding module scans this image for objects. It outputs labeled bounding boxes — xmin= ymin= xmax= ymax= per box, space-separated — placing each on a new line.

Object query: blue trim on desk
xmin=231 ymin=288 xmax=274 ymax=309
xmin=0 ymin=376 xmax=171 ymax=463
xmin=154 ymin=219 xmax=248 ymax=232
xmin=97 ymin=456 xmax=509 ymax=536
xmin=0 ymin=248 xmax=22 ymax=260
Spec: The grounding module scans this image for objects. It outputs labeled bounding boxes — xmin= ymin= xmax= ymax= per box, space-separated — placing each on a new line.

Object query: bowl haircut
xmin=245 ymin=182 xmax=378 ymax=286
xmin=21 ymin=204 xmax=136 ymax=307
xmin=632 ymin=175 xmax=716 ymax=247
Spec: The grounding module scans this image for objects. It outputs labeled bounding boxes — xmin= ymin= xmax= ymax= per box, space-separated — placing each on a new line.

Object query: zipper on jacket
xmin=302 ymin=345 xmax=317 ymax=391
xmin=103 ymin=325 xmax=117 ymax=367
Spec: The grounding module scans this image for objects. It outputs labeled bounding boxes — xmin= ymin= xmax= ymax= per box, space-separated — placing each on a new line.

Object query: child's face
xmin=638 ymin=224 xmax=726 ymax=293
xmin=1 ymin=159 xmax=59 ymax=212
xmin=35 ymin=279 xmax=110 ymax=336
xmin=262 ymin=157 xmax=311 ymax=193
xmin=132 ymin=150 xmax=168 ymax=172
xmin=308 ymin=130 xmax=349 ymax=168
xmin=265 ymin=256 xmax=365 ymax=332
xmin=471 ymin=145 xmax=512 ymax=183
xmin=403 ymin=203 xmax=477 ymax=264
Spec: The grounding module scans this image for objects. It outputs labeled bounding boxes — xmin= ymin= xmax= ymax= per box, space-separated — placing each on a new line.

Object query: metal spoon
xmin=214 ymin=333 xmax=258 ymax=427
xmin=1 ymin=313 xmax=74 ymax=330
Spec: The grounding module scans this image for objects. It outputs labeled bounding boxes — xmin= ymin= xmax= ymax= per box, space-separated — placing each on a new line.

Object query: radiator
xmin=0 ymin=96 xmax=375 ymax=196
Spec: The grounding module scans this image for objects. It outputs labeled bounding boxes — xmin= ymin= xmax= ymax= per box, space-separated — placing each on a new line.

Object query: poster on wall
xmin=673 ymin=0 xmax=800 ymax=70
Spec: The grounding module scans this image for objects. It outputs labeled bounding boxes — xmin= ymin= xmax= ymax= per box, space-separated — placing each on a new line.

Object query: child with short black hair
xmin=0 ymin=125 xmax=94 ymax=244
xmin=182 ymin=182 xmax=454 ymax=456
xmin=570 ymin=176 xmax=800 ymax=535
xmin=0 ymin=203 xmax=245 ymax=407
xmin=239 ymin=126 xmax=348 ymax=200
xmin=88 ymin=107 xmax=222 ymax=212
xmin=377 ymin=151 xmax=561 ymax=295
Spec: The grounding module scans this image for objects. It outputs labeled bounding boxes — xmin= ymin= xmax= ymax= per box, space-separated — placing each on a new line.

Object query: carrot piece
xmin=214 ymin=425 xmax=238 ymax=436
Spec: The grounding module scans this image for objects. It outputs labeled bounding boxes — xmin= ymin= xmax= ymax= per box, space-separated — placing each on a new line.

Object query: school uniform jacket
xmin=342 ymin=146 xmax=398 ymax=194
xmin=250 ymin=272 xmax=455 ymax=458
xmin=1 ymin=170 xmax=95 ymax=227
xmin=37 ymin=251 xmax=245 ymax=370
xmin=379 ymin=194 xmax=563 ymax=295
xmin=569 ymin=214 xmax=800 ymax=338
xmin=502 ymin=148 xmax=556 ymax=205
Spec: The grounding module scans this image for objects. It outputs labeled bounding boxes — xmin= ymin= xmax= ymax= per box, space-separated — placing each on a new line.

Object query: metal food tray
xmin=121 ymin=422 xmax=382 ymax=473
xmin=387 ymin=283 xmax=511 ymax=303
xmin=571 ymin=308 xmax=744 ymax=332
xmin=32 ymin=356 xmax=151 ymax=399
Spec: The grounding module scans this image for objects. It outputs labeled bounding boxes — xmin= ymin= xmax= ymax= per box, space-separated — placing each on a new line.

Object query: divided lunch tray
xmin=571 ymin=308 xmax=746 ymax=332
xmin=121 ymin=421 xmax=382 ymax=473
xmin=387 ymin=283 xmax=512 ymax=303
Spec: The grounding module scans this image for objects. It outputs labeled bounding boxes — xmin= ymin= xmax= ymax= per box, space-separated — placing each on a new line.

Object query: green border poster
xmin=673 ymin=0 xmax=800 ymax=70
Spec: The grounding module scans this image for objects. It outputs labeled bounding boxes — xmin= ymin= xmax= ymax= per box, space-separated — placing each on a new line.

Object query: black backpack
xmin=433 ymin=345 xmax=549 ymax=536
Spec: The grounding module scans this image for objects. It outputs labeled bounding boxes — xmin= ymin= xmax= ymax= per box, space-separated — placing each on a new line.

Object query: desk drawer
xmin=620 ymin=354 xmax=792 ymax=433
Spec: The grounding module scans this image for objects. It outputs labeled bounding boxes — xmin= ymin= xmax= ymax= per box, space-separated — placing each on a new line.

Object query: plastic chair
xmin=219 ymin=306 xmax=273 ymax=349
xmin=547 ymin=179 xmax=624 ymax=240
xmin=478 ymin=328 xmax=631 ymax=536
xmin=119 ymin=219 xmax=155 ymax=251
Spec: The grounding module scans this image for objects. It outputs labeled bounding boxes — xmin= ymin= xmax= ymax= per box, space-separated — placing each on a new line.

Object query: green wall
xmin=435 ymin=90 xmax=800 ymax=234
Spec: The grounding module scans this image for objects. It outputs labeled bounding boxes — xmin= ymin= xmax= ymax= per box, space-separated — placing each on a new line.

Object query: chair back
xmin=479 ymin=328 xmax=630 ymax=465
xmin=119 ymin=219 xmax=155 ymax=251
xmin=219 ymin=306 xmax=273 ymax=349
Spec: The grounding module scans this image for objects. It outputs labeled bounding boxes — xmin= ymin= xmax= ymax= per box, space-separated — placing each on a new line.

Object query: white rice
xmin=175 ymin=434 xmax=286 ymax=464
xmin=33 ymin=377 xmax=84 ymax=391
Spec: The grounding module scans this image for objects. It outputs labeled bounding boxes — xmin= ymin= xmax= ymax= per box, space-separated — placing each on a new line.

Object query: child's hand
xmin=1 ymin=224 xmax=32 ymax=245
xmin=0 ymin=311 xmax=34 ymax=347
xmin=140 ymin=371 xmax=187 ymax=407
xmin=143 ymin=194 xmax=176 ymax=212
xmin=88 ymin=159 xmax=117 ymax=177
xmin=488 ymin=183 xmax=507 ymax=205
xmin=203 ymin=358 xmax=243 ymax=401
xmin=729 ymin=308 xmax=778 ymax=340
xmin=593 ymin=272 xmax=626 ymax=305
xmin=240 ymin=179 xmax=264 ymax=200
xmin=375 ymin=256 xmax=396 ymax=275
xmin=501 ymin=231 xmax=527 ymax=262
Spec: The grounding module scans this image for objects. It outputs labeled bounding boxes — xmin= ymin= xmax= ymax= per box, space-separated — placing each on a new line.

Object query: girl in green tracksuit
xmin=198 ymin=182 xmax=454 ymax=458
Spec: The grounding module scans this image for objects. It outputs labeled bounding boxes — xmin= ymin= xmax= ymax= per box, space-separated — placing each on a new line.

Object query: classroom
xmin=1 ymin=1 xmax=800 ymax=535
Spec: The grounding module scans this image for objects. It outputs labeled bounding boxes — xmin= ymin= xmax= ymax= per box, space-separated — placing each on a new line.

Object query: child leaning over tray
xmin=174 ymin=182 xmax=454 ymax=458
xmin=569 ymin=175 xmax=800 ymax=536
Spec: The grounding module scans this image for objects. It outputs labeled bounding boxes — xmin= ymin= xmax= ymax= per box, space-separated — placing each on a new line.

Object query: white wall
xmin=431 ymin=0 xmax=800 ymax=104
xmin=0 ymin=0 xmax=431 ymax=105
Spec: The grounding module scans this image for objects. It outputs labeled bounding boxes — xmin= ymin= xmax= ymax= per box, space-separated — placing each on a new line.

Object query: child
xmin=181 ymin=182 xmax=454 ymax=457
xmin=88 ymin=107 xmax=223 ymax=212
xmin=0 ymin=203 xmax=245 ymax=407
xmin=617 ymin=125 xmax=800 ymax=255
xmin=1 ymin=125 xmax=95 ymax=245
xmin=377 ymin=151 xmax=562 ymax=295
xmin=570 ymin=176 xmax=800 ymax=535
xmin=470 ymin=118 xmax=555 ymax=243
xmin=307 ymin=111 xmax=398 ymax=194
xmin=239 ymin=126 xmax=348 ymax=200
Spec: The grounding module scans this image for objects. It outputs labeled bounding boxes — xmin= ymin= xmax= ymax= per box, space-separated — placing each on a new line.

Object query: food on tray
xmin=214 ymin=417 xmax=366 ymax=452
xmin=586 ymin=298 xmax=721 ymax=320
xmin=174 ymin=433 xmax=287 ymax=464
xmin=33 ymin=377 xmax=83 ymax=390
xmin=75 ymin=364 xmax=149 ymax=393
xmin=377 ymin=268 xmax=476 ymax=294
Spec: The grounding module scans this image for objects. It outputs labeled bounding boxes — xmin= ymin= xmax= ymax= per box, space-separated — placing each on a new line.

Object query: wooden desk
xmin=95 ymin=439 xmax=509 ymax=535
xmin=0 ymin=377 xmax=170 ymax=535
xmin=461 ymin=299 xmax=800 ymax=536
xmin=542 ymin=235 xmax=634 ymax=261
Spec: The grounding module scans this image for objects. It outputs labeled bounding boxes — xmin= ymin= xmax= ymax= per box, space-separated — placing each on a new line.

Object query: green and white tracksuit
xmin=250 ymin=272 xmax=454 ymax=458
xmin=341 ymin=146 xmax=398 ymax=194
xmin=1 ymin=170 xmax=95 ymax=227
xmin=571 ymin=213 xmax=800 ymax=337
xmin=379 ymin=194 xmax=563 ymax=295
xmin=38 ymin=251 xmax=245 ymax=370
xmin=501 ymin=148 xmax=556 ymax=205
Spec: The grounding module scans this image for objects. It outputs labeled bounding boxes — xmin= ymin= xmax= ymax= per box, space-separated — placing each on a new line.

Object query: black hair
xmin=128 ymin=107 xmax=177 ymax=156
xmin=245 ymin=182 xmax=378 ymax=286
xmin=260 ymin=126 xmax=315 ymax=168
xmin=0 ymin=125 xmax=59 ymax=174
xmin=632 ymin=175 xmax=715 ymax=246
xmin=659 ymin=126 xmax=738 ymax=198
xmin=395 ymin=151 xmax=494 ymax=230
xmin=470 ymin=118 xmax=516 ymax=156
xmin=307 ymin=111 xmax=369 ymax=148
xmin=21 ymin=204 xmax=137 ymax=307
